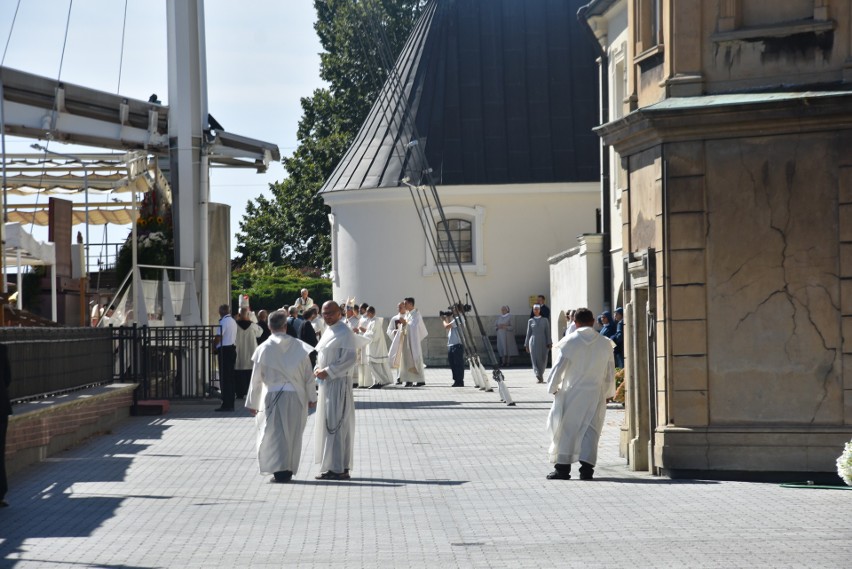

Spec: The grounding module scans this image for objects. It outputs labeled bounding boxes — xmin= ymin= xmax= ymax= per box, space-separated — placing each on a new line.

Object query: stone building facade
xmin=582 ymin=0 xmax=852 ymax=478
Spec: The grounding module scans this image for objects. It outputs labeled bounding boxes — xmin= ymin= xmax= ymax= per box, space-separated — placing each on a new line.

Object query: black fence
xmin=112 ymin=325 xmax=218 ymax=400
xmin=1 ymin=327 xmax=114 ymax=402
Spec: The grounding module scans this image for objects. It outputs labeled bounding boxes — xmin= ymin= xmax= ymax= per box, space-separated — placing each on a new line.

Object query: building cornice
xmin=595 ymin=91 xmax=852 ymax=157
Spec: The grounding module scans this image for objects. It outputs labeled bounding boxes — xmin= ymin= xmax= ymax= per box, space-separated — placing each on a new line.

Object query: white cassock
xmin=314 ymin=321 xmax=368 ymax=473
xmin=364 ymin=316 xmax=393 ymax=386
xmin=545 ymin=327 xmax=615 ymax=466
xmin=357 ymin=314 xmax=372 ymax=388
xmin=386 ymin=313 xmax=406 ymax=378
xmin=388 ymin=309 xmax=428 ymax=383
xmin=246 ymin=333 xmax=316 ymax=476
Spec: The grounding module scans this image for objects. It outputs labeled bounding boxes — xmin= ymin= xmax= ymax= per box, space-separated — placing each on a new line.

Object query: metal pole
xmin=1 ymin=78 xmax=7 ymax=294
xmin=84 ymin=168 xmax=89 ymax=277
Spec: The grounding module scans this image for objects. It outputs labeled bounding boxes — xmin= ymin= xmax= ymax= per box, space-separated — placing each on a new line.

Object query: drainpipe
xmin=577 ymin=4 xmax=612 ymax=310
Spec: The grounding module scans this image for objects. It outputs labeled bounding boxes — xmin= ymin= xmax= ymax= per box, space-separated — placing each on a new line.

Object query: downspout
xmin=577 ymin=4 xmax=612 ymax=310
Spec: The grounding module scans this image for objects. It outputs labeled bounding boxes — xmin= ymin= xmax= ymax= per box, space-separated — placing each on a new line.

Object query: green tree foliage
xmin=231 ymin=262 xmax=332 ymax=312
xmin=235 ymin=0 xmax=425 ymax=270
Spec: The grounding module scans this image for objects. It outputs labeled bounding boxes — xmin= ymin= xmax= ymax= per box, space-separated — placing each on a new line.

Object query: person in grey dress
xmin=524 ymin=304 xmax=552 ymax=383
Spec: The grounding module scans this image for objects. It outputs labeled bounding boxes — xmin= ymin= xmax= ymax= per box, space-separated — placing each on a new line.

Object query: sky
xmin=0 ymin=0 xmax=324 ymax=264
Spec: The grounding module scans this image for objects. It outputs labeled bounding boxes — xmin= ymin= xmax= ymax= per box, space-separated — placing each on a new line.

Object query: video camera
xmin=439 ymin=303 xmax=472 ymax=317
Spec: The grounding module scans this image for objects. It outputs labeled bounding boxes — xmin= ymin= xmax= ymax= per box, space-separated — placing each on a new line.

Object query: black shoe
xmin=214 ymin=406 xmax=234 ymax=412
xmin=369 ymin=384 xmax=384 ymax=389
xmin=395 ymin=380 xmax=402 ymax=385
xmin=315 ymin=471 xmax=350 ymax=480
xmin=272 ymin=470 xmax=293 ymax=483
xmin=546 ymin=470 xmax=571 ymax=480
xmin=415 ymin=382 xmax=425 ymax=386
xmin=353 ymin=383 xmax=358 ymax=388
xmin=404 ymin=382 xmax=414 ymax=387
xmin=451 ymin=382 xmax=464 ymax=387
xmin=579 ymin=461 xmax=595 ymax=480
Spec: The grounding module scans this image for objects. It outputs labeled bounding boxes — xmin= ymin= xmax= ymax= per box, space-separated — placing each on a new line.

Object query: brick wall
xmin=5 ymin=384 xmax=137 ymax=476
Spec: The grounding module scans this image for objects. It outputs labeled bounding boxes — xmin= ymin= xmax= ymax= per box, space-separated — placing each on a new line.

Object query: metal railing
xmin=1 ymin=327 xmax=114 ymax=402
xmin=112 ymin=325 xmax=217 ymax=400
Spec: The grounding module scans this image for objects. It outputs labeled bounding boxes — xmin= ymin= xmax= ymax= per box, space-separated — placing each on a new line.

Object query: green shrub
xmin=230 ymin=262 xmax=332 ymax=312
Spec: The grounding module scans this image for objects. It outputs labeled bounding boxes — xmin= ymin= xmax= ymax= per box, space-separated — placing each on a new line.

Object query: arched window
xmin=436 ymin=218 xmax=472 ymax=264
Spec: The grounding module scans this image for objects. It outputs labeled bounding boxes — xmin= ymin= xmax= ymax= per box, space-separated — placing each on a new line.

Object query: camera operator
xmin=442 ymin=304 xmax=466 ymax=387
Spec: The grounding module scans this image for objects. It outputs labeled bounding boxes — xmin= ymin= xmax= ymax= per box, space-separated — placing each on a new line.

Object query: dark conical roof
xmin=320 ymin=0 xmax=600 ymax=193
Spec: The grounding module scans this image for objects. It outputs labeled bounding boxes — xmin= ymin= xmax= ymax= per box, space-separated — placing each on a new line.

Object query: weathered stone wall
xmin=705 ymin=134 xmax=843 ymax=425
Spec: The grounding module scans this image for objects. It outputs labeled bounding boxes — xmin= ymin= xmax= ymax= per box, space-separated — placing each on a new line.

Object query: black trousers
xmin=448 ymin=343 xmax=465 ymax=384
xmin=1 ymin=414 xmax=8 ymax=501
xmin=234 ymin=369 xmax=251 ymax=399
xmin=218 ymin=346 xmax=237 ymax=409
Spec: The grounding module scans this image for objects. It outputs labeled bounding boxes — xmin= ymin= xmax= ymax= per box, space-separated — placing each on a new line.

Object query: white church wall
xmin=323 ymin=182 xmax=599 ymax=363
xmin=549 ymin=234 xmax=605 ymax=340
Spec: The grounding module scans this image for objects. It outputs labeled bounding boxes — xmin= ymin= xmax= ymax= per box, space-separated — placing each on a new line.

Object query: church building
xmin=320 ymin=0 xmax=602 ymax=362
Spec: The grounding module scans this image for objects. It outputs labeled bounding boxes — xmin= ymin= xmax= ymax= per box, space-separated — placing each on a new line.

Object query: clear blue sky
xmin=0 ymin=0 xmax=324 ymax=260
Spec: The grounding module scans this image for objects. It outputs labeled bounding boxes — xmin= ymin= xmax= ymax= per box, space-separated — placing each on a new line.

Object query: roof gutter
xmin=577 ymin=2 xmax=613 ymax=310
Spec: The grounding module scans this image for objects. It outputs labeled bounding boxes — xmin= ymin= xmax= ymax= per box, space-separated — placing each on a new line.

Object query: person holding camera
xmin=442 ymin=304 xmax=465 ymax=387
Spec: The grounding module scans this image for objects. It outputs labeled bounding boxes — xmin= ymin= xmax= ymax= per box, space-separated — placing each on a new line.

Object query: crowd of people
xmin=207 ymin=289 xmax=623 ymax=487
xmin=211 ymin=291 xmax=440 ymax=482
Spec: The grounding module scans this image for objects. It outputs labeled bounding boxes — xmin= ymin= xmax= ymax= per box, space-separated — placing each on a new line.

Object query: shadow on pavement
xmin=580 ymin=477 xmax=721 ymax=485
xmin=0 ymin=418 xmax=173 ymax=567
xmin=289 ymin=477 xmax=467 ymax=487
xmin=354 ymin=400 xmax=462 ymax=410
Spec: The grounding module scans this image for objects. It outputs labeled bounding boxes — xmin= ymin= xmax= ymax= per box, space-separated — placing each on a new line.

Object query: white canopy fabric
xmin=3 ymin=222 xmax=57 ymax=320
xmin=2 ymin=150 xmax=169 ymax=226
xmin=4 ymin=222 xmax=56 ymax=266
xmin=6 ymin=206 xmax=136 ymax=226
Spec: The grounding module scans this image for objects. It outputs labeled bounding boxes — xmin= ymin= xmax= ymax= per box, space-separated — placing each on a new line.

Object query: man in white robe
xmin=389 ymin=297 xmax=428 ymax=387
xmin=314 ymin=301 xmax=368 ymax=480
xmin=364 ymin=306 xmax=394 ymax=388
xmin=386 ymin=302 xmax=407 ymax=384
xmin=545 ymin=307 xmax=615 ymax=481
xmin=356 ymin=302 xmax=372 ymax=388
xmin=293 ymin=288 xmax=314 ymax=317
xmin=245 ymin=310 xmax=316 ymax=483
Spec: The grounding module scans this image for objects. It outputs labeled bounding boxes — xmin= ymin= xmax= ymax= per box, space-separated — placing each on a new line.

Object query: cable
xmin=351 ymin=1 xmax=506 ymax=386
xmin=55 ymin=0 xmax=74 ymax=83
xmin=0 ymin=0 xmax=22 ymax=66
xmin=116 ymin=0 xmax=129 ymax=93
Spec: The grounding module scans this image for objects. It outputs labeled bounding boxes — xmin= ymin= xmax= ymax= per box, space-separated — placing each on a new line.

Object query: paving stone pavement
xmin=1 ymin=367 xmax=850 ymax=568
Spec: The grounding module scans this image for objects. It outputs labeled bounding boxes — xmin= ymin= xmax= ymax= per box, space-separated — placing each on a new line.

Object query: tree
xmin=235 ymin=0 xmax=426 ymax=270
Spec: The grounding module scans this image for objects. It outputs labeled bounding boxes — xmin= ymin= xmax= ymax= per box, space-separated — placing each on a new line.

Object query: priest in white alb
xmin=388 ymin=297 xmax=428 ymax=387
xmin=545 ymin=307 xmax=615 ymax=481
xmin=313 ymin=301 xmax=368 ymax=480
xmin=363 ymin=306 xmax=394 ymax=389
xmin=245 ymin=310 xmax=316 ymax=483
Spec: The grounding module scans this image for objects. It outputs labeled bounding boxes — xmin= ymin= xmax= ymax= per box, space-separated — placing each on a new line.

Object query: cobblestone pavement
xmin=1 ymin=368 xmax=850 ymax=568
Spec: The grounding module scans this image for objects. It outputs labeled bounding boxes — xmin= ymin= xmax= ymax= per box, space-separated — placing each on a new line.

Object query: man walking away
xmin=545 ymin=308 xmax=615 ymax=481
xmin=245 ymin=310 xmax=316 ymax=483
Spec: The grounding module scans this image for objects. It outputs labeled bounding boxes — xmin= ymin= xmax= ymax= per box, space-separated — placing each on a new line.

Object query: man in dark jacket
xmin=1 ymin=343 xmax=12 ymax=507
xmin=298 ymin=307 xmax=319 ymax=367
xmin=285 ymin=306 xmax=303 ymax=338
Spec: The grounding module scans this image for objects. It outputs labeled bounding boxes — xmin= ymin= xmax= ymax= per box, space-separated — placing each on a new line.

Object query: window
xmin=422 ymin=205 xmax=486 ymax=276
xmin=634 ymin=0 xmax=663 ymax=55
xmin=716 ymin=0 xmax=831 ymax=37
xmin=436 ymin=219 xmax=473 ymax=264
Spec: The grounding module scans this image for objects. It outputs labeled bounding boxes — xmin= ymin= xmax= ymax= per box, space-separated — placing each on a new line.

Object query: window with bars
xmin=436 ymin=218 xmax=473 ymax=264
